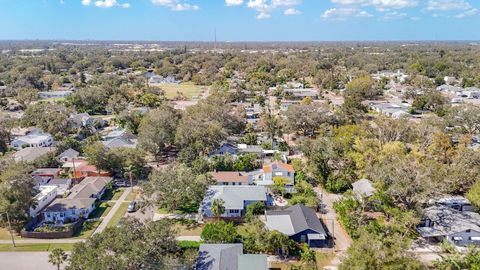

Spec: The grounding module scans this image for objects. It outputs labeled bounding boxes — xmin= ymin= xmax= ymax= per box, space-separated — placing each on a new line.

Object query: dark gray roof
xmin=45 ymin=198 xmax=96 ymax=212
xmin=418 ymin=206 xmax=480 ymax=238
xmin=14 ymin=147 xmax=54 ymax=162
xmin=196 ymin=244 xmax=243 ymax=270
xmin=266 ymin=204 xmax=326 ymax=236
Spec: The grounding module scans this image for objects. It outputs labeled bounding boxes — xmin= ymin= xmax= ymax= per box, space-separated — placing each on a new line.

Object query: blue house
xmin=265 ymin=204 xmax=328 ymax=247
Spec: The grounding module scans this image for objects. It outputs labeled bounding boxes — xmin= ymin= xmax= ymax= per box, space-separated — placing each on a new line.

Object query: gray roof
xmin=196 ymin=244 xmax=243 ymax=270
xmin=14 ymin=147 xmax=54 ymax=162
xmin=352 ymin=179 xmax=376 ymax=198
xmin=202 ymin=185 xmax=267 ymax=210
xmin=266 ymin=204 xmax=327 ymax=236
xmin=418 ymin=206 xmax=480 ymax=238
xmin=238 ymin=255 xmax=268 ymax=270
xmin=68 ymin=177 xmax=111 ymax=199
xmin=45 ymin=198 xmax=96 ymax=212
xmin=102 ymin=137 xmax=137 ymax=149
xmin=58 ymin=148 xmax=79 ymax=159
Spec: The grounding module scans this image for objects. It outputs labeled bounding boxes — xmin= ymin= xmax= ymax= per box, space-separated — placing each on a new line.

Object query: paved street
xmin=0 ymin=252 xmax=60 ymax=270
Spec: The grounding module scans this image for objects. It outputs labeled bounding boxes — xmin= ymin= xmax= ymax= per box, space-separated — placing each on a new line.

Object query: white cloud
xmin=82 ymin=0 xmax=129 ymax=8
xmin=381 ymin=10 xmax=408 ymax=19
xmin=151 ymin=0 xmax=199 ymax=11
xmin=331 ymin=0 xmax=418 ymax=10
xmin=321 ymin=7 xmax=373 ymax=20
xmin=284 ymin=8 xmax=301 ymax=15
xmin=256 ymin=12 xmax=272 ymax=19
xmin=454 ymin=8 xmax=479 ymax=18
xmin=427 ymin=0 xmax=471 ymax=11
xmin=225 ymin=0 xmax=244 ymax=6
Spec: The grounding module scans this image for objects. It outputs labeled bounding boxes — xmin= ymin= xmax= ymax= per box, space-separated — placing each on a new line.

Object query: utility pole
xmin=1 ymin=212 xmax=16 ymax=247
xmin=129 ymin=170 xmax=133 ymax=193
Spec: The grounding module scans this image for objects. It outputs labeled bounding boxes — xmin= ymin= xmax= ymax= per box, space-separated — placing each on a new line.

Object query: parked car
xmin=113 ymin=180 xmax=129 ymax=187
xmin=127 ymin=201 xmax=137 ymax=213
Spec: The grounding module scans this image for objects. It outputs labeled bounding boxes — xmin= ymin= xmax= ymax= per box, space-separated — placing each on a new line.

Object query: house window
xmin=230 ymin=209 xmax=240 ymax=214
xmin=300 ymin=235 xmax=306 ymax=243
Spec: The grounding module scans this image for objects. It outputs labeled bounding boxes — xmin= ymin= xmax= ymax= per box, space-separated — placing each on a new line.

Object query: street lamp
xmin=0 ymin=212 xmax=16 ymax=247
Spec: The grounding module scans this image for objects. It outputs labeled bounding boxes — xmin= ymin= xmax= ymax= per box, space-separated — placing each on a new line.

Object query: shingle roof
xmin=205 ymin=185 xmax=267 ymax=209
xmin=266 ymin=204 xmax=327 ymax=236
xmin=14 ymin=147 xmax=54 ymax=162
xmin=418 ymin=206 xmax=480 ymax=238
xmin=352 ymin=179 xmax=376 ymax=198
xmin=263 ymin=161 xmax=294 ymax=173
xmin=67 ymin=176 xmax=111 ymax=199
xmin=45 ymin=198 xmax=96 ymax=212
xmin=58 ymin=148 xmax=79 ymax=159
xmin=238 ymin=254 xmax=268 ymax=270
xmin=196 ymin=244 xmax=243 ymax=270
xmin=210 ymin=172 xmax=249 ymax=184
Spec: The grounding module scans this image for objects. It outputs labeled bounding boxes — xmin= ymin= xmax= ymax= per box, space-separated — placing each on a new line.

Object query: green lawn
xmin=125 ymin=189 xmax=138 ymax=201
xmin=72 ymin=220 xmax=101 ymax=239
xmin=102 ymin=188 xmax=125 ymax=201
xmin=0 ymin=243 xmax=75 ymax=252
xmin=90 ymin=202 xmax=113 ymax=219
xmin=158 ymin=83 xmax=207 ymax=99
xmin=107 ymin=202 xmax=130 ymax=228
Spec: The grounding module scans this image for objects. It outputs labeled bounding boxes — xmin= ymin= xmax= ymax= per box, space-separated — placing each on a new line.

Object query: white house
xmin=11 ymin=130 xmax=53 ymax=150
xmin=30 ymin=186 xmax=58 ymax=217
xmin=256 ymin=162 xmax=295 ymax=193
xmin=43 ymin=177 xmax=111 ymax=223
xmin=38 ymin=90 xmax=73 ymax=99
xmin=200 ymin=185 xmax=268 ymax=218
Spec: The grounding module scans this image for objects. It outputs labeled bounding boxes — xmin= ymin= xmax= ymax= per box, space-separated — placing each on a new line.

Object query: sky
xmin=0 ymin=0 xmax=479 ymax=41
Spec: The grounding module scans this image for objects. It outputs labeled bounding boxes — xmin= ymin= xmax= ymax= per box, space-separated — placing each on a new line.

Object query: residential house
xmin=30 ymin=186 xmax=58 ymax=217
xmin=417 ymin=206 xmax=480 ymax=247
xmin=433 ymin=196 xmax=476 ymax=212
xmin=102 ymin=129 xmax=138 ymax=149
xmin=13 ymin=147 xmax=54 ymax=163
xmin=11 ymin=130 xmax=53 ymax=150
xmin=31 ymin=168 xmax=62 ymax=178
xmin=209 ymin=143 xmax=239 ymax=157
xmin=200 ymin=185 xmax=268 ymax=219
xmin=265 ymin=204 xmax=328 ymax=248
xmin=73 ymin=163 xmax=111 ymax=180
xmin=57 ymin=148 xmax=80 ymax=163
xmin=69 ymin=113 xmax=95 ymax=128
xmin=280 ymin=100 xmax=300 ymax=112
xmin=352 ymin=179 xmax=376 ymax=199
xmin=209 ymin=171 xmax=253 ymax=186
xmin=43 ymin=177 xmax=112 ymax=223
xmin=33 ymin=176 xmax=52 ymax=190
xmin=257 ymin=162 xmax=295 ymax=193
xmin=195 ymin=244 xmax=268 ymax=270
xmin=369 ymin=102 xmax=412 ymax=119
xmin=41 ymin=178 xmax=72 ymax=197
xmin=37 ymin=90 xmax=73 ymax=99
xmin=237 ymin=144 xmax=264 ymax=157
xmin=283 ymin=88 xmax=319 ymax=100
xmin=148 ymin=75 xmax=179 ymax=86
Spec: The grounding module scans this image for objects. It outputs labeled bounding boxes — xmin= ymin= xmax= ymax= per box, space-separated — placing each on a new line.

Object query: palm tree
xmin=48 ymin=248 xmax=68 ymax=270
xmin=211 ymin=198 xmax=225 ymax=221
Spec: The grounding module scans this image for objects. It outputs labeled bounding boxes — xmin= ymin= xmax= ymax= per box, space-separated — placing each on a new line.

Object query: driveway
xmin=0 ymin=252 xmax=61 ymax=270
xmin=314 ymin=187 xmax=352 ymax=252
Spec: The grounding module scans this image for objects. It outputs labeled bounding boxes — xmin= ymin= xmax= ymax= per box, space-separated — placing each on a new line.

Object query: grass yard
xmin=102 ymin=188 xmax=125 ymax=201
xmin=174 ymin=224 xmax=204 ymax=237
xmin=125 ymin=189 xmax=139 ymax=201
xmin=0 ymin=228 xmax=20 ymax=241
xmin=107 ymin=202 xmax=130 ymax=228
xmin=269 ymin=252 xmax=334 ymax=270
xmin=72 ymin=220 xmax=101 ymax=239
xmin=159 ymin=83 xmax=207 ymax=99
xmin=0 ymin=243 xmax=75 ymax=252
xmin=90 ymin=202 xmax=113 ymax=219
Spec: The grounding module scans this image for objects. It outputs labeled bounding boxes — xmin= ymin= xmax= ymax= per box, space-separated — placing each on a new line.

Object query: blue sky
xmin=0 ymin=0 xmax=479 ymax=41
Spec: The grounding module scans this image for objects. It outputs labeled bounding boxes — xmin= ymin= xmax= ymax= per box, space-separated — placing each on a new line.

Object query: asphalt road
xmin=0 ymin=252 xmax=61 ymax=270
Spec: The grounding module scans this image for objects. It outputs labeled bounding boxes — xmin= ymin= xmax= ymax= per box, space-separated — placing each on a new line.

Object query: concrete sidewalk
xmin=92 ymin=188 xmax=131 ymax=235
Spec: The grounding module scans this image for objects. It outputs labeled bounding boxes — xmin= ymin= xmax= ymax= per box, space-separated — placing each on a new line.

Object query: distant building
xmin=352 ymin=179 xmax=376 ymax=199
xmin=38 ymin=90 xmax=73 ymax=99
xmin=148 ymin=75 xmax=179 ymax=86
xmin=14 ymin=147 xmax=54 ymax=163
xmin=11 ymin=130 xmax=53 ymax=150
xmin=209 ymin=171 xmax=253 ymax=186
xmin=57 ymin=148 xmax=80 ymax=163
xmin=257 ymin=161 xmax=295 ymax=192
